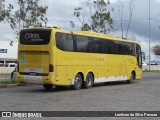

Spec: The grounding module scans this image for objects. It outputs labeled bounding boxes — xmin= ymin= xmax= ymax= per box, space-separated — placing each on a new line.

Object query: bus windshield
xmin=20 ymin=29 xmax=51 ymax=45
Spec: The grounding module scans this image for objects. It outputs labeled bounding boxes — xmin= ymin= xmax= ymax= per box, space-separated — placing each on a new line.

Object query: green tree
xmin=71 ymin=0 xmax=113 ymax=34
xmin=152 ymin=45 xmax=160 ymax=56
xmin=0 ymin=0 xmax=13 ymax=22
xmin=10 ymin=0 xmax=48 ymax=32
xmin=1 ymin=0 xmax=48 ymax=46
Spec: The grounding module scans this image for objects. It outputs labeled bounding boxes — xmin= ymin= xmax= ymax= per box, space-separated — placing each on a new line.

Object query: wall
xmin=142 ymin=65 xmax=160 ymax=71
xmin=0 ymin=67 xmax=15 ymax=74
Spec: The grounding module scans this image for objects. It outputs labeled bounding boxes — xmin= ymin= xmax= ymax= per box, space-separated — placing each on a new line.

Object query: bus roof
xmin=72 ymin=31 xmax=138 ymax=44
xmin=22 ymin=27 xmax=139 ymax=45
xmin=52 ymin=28 xmax=138 ymax=44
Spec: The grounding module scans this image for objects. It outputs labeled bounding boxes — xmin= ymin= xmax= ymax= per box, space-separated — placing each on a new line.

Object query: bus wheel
xmin=127 ymin=72 xmax=134 ymax=84
xmin=83 ymin=73 xmax=93 ymax=88
xmin=43 ymin=84 xmax=53 ymax=90
xmin=72 ymin=74 xmax=82 ymax=90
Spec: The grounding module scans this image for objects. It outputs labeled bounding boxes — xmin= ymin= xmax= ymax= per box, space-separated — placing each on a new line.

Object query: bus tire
xmin=71 ymin=73 xmax=82 ymax=90
xmin=83 ymin=73 xmax=93 ymax=88
xmin=127 ymin=72 xmax=134 ymax=84
xmin=43 ymin=84 xmax=53 ymax=90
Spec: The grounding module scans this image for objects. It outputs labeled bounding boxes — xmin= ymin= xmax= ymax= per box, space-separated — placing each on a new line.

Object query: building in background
xmin=0 ymin=58 xmax=17 ymax=67
xmin=0 ymin=41 xmax=18 ymax=67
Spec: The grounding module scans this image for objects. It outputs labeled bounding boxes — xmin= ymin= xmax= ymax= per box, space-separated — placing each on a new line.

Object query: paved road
xmin=0 ymin=72 xmax=160 ymax=119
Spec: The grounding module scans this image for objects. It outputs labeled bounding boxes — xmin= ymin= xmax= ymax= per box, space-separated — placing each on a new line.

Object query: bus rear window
xmin=20 ymin=29 xmax=51 ymax=45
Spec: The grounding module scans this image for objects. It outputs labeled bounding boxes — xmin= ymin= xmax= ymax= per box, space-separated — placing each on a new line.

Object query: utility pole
xmin=149 ymin=0 xmax=151 ymax=71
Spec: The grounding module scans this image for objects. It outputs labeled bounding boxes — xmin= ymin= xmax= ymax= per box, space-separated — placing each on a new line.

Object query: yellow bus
xmin=16 ymin=27 xmax=143 ymax=90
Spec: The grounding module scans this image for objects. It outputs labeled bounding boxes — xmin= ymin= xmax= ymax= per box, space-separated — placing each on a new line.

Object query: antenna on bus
xmin=53 ymin=26 xmax=60 ymax=29
xmin=122 ymin=38 xmax=127 ymax=40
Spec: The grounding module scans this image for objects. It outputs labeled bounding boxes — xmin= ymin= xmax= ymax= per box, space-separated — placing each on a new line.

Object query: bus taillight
xmin=49 ymin=64 xmax=54 ymax=72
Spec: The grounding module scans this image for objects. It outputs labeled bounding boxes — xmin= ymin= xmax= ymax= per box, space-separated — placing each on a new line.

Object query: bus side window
xmin=114 ymin=41 xmax=119 ymax=54
xmin=118 ymin=42 xmax=123 ymax=55
xmin=100 ymin=39 xmax=110 ymax=54
xmin=56 ymin=33 xmax=63 ymax=50
xmin=56 ymin=33 xmax=74 ymax=52
xmin=109 ymin=41 xmax=115 ymax=54
xmin=136 ymin=44 xmax=141 ymax=54
xmin=131 ymin=43 xmax=135 ymax=56
xmin=66 ymin=34 xmax=74 ymax=52
xmin=76 ymin=35 xmax=89 ymax=52
xmin=88 ymin=41 xmax=100 ymax=53
xmin=136 ymin=44 xmax=142 ymax=67
xmin=125 ymin=43 xmax=134 ymax=55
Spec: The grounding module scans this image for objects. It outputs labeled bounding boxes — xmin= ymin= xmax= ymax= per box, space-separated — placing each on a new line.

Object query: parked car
xmin=8 ymin=63 xmax=17 ymax=67
xmin=142 ymin=62 xmax=147 ymax=66
xmin=147 ymin=61 xmax=160 ymax=65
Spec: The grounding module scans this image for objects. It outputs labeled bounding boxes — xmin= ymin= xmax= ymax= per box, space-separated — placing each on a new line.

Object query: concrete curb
xmin=0 ymin=84 xmax=7 ymax=88
xmin=17 ymin=83 xmax=27 ymax=86
xmin=7 ymin=84 xmax=18 ymax=87
xmin=0 ymin=83 xmax=27 ymax=88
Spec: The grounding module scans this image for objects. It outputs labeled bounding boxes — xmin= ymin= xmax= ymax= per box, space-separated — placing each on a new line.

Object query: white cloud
xmin=155 ymin=0 xmax=160 ymax=4
xmin=109 ymin=0 xmax=127 ymax=4
xmin=43 ymin=0 xmax=80 ymax=19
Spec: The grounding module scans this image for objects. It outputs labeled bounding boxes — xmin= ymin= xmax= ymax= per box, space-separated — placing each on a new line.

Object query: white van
xmin=8 ymin=63 xmax=17 ymax=67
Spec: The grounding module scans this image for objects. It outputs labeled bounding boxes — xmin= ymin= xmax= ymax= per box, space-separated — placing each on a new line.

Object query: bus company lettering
xmin=25 ymin=33 xmax=40 ymax=39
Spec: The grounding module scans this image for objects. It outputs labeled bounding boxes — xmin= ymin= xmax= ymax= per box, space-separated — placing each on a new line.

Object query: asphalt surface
xmin=0 ymin=72 xmax=160 ymax=120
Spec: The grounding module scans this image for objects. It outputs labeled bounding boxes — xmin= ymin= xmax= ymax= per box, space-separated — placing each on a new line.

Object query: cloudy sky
xmin=0 ymin=0 xmax=160 ymax=60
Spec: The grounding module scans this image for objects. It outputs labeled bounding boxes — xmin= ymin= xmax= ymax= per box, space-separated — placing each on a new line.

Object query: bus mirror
xmin=142 ymin=52 xmax=145 ymax=61
xmin=137 ymin=52 xmax=145 ymax=61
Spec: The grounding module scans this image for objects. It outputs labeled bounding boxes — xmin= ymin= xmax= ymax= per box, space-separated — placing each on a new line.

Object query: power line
xmin=48 ymin=18 xmax=160 ymax=23
xmin=151 ymin=18 xmax=160 ymax=23
xmin=114 ymin=18 xmax=149 ymax=22
xmin=48 ymin=18 xmax=149 ymax=23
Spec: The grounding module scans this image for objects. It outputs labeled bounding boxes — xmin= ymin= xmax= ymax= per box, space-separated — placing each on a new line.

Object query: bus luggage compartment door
xmin=19 ymin=51 xmax=50 ymax=77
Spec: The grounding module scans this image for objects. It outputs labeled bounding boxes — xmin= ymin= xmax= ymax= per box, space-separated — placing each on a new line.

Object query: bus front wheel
xmin=43 ymin=84 xmax=53 ymax=90
xmin=127 ymin=72 xmax=135 ymax=84
xmin=83 ymin=73 xmax=93 ymax=88
xmin=72 ymin=74 xmax=82 ymax=90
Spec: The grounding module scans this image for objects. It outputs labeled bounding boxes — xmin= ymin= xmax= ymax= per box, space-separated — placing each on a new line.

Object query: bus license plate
xmin=30 ymin=72 xmax=37 ymax=76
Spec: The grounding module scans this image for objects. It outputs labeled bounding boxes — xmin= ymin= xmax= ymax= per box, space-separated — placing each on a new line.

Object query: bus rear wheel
xmin=127 ymin=72 xmax=135 ymax=84
xmin=71 ymin=74 xmax=82 ymax=90
xmin=43 ymin=84 xmax=53 ymax=90
xmin=83 ymin=73 xmax=93 ymax=88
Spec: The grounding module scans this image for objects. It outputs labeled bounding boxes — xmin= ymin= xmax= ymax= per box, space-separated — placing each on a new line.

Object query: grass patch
xmin=0 ymin=80 xmax=17 ymax=84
